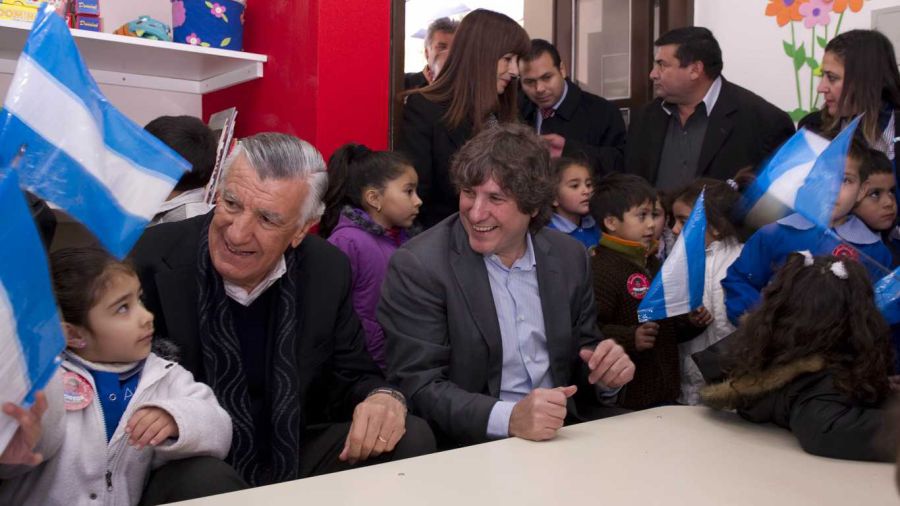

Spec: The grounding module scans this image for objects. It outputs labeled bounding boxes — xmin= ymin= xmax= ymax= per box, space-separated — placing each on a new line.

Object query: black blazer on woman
xmin=398 ymin=93 xmax=473 ymax=228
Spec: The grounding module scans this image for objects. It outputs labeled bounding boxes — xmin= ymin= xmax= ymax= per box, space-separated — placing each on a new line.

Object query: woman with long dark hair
xmin=800 ymin=30 xmax=900 ymax=197
xmin=398 ymin=9 xmax=530 ymax=227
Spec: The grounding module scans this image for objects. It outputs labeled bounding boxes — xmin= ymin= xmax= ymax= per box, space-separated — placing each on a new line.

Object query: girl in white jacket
xmin=0 ymin=246 xmax=233 ymax=506
xmin=669 ymin=179 xmax=745 ymax=405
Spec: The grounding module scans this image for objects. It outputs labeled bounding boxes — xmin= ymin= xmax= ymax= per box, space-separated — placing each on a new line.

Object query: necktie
xmin=540 ymin=108 xmax=555 ymax=120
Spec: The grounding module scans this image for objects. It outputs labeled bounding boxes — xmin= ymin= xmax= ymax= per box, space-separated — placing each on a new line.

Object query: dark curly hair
xmin=727 ymin=253 xmax=893 ymax=405
xmin=450 ymin=123 xmax=554 ymax=232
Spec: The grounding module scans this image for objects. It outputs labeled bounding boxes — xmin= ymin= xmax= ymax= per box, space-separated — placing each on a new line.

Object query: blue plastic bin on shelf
xmin=171 ymin=0 xmax=244 ymax=51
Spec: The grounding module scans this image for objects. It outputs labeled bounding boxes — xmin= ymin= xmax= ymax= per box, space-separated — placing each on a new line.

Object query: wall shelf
xmin=0 ymin=19 xmax=266 ymax=94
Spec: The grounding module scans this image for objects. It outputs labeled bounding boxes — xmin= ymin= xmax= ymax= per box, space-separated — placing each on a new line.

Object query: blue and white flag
xmin=740 ymin=117 xmax=861 ymax=230
xmin=875 ymin=267 xmax=900 ymax=325
xmin=0 ymin=6 xmax=190 ymax=258
xmin=0 ymin=171 xmax=66 ymax=453
xmin=638 ymin=190 xmax=707 ymax=322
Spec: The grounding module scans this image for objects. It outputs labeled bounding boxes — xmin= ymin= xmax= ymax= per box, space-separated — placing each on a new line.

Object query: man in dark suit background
xmin=379 ymin=124 xmax=634 ymax=448
xmin=519 ymin=39 xmax=626 ymax=175
xmin=131 ymin=133 xmax=434 ymax=490
xmin=625 ymin=27 xmax=795 ymax=190
xmin=403 ymin=17 xmax=459 ymax=90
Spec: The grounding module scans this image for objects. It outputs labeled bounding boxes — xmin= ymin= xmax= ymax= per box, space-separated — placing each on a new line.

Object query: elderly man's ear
xmin=290 ymin=219 xmax=317 ymax=248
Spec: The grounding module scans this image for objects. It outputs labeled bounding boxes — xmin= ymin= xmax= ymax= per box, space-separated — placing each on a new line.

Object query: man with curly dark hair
xmin=379 ymin=123 xmax=635 ymax=448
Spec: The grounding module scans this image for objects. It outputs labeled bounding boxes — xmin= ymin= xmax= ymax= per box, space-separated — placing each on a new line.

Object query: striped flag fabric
xmin=0 ymin=5 xmax=190 ymax=258
xmin=637 ymin=190 xmax=707 ymax=322
xmin=0 ymin=171 xmax=66 ymax=453
xmin=740 ymin=117 xmax=861 ymax=230
xmin=875 ymin=267 xmax=900 ymax=325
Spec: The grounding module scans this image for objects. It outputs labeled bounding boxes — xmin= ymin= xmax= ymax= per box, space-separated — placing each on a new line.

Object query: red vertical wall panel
xmin=202 ymin=0 xmax=391 ymax=160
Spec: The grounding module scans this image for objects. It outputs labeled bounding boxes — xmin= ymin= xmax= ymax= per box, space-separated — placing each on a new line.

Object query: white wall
xmin=694 ymin=0 xmax=900 ymax=120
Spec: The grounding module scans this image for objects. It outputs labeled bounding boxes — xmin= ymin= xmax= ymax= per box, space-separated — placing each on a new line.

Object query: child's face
xmin=854 ymin=172 xmax=897 ymax=231
xmin=68 ymin=272 xmax=154 ymax=363
xmin=369 ymin=165 xmax=422 ymax=229
xmin=651 ymin=198 xmax=666 ymax=240
xmin=554 ymin=164 xmax=593 ymax=223
xmin=604 ymin=200 xmax=656 ymax=248
xmin=831 ymin=158 xmax=863 ymax=225
xmin=671 ymin=198 xmax=692 ymax=237
xmin=672 ymin=197 xmax=718 ymax=246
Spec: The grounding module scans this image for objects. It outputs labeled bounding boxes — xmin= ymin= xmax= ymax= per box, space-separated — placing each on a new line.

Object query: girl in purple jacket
xmin=319 ymin=144 xmax=423 ymax=370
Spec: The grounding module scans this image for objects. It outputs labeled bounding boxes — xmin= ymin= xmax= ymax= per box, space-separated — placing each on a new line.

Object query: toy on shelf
xmin=114 ymin=15 xmax=172 ymax=41
xmin=172 ymin=0 xmax=245 ymax=50
xmin=71 ymin=0 xmax=100 ymax=31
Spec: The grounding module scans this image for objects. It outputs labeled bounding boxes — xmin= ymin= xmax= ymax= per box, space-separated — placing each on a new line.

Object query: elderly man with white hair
xmin=131 ymin=133 xmax=435 ymax=500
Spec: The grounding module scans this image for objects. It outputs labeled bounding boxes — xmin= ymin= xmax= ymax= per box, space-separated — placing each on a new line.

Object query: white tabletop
xmin=171 ymin=406 xmax=897 ymax=506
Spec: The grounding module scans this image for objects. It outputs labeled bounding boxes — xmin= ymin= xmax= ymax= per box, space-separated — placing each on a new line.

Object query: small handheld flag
xmin=638 ymin=190 xmax=707 ymax=322
xmin=0 ymin=171 xmax=66 ymax=453
xmin=0 ymin=5 xmax=190 ymax=258
xmin=875 ymin=267 xmax=900 ymax=325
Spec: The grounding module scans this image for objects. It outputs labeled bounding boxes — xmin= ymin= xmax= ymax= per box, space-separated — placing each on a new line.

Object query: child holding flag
xmin=669 ymin=179 xmax=745 ymax=405
xmin=722 ymin=139 xmax=893 ymax=325
xmin=0 ymin=247 xmax=234 ymax=506
xmin=589 ymin=174 xmax=705 ymax=409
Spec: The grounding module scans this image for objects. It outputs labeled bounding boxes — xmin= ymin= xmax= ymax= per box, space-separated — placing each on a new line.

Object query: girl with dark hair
xmin=703 ymin=253 xmax=896 ymax=462
xmin=398 ymin=9 xmax=531 ymax=227
xmin=0 ymin=247 xmax=233 ymax=505
xmin=320 ymin=144 xmax=421 ymax=370
xmin=801 ymin=29 xmax=900 ymax=203
xmin=669 ymin=178 xmax=745 ymax=404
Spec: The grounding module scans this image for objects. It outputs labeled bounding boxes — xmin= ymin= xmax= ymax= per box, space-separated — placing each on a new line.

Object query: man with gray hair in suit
xmin=380 ymin=123 xmax=635 ymax=448
xmin=404 ymin=17 xmax=459 ymax=89
xmin=131 ymin=133 xmax=435 ymax=498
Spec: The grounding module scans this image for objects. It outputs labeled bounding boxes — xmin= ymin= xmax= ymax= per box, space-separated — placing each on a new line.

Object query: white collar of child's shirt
xmin=224 ymin=255 xmax=287 ymax=306
xmin=777 ymin=213 xmax=881 ymax=245
xmin=550 ymin=212 xmax=596 ymax=233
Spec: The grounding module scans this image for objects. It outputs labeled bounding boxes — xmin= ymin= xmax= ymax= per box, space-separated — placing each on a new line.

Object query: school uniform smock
xmin=722 ymin=213 xmax=893 ymax=325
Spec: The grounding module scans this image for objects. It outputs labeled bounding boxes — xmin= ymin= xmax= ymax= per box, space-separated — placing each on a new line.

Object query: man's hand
xmin=126 ymin=407 xmax=178 ymax=450
xmin=508 ymin=386 xmax=577 ymax=441
xmin=1 ymin=392 xmax=48 ymax=466
xmin=688 ymin=306 xmax=713 ymax=327
xmin=541 ymin=134 xmax=566 ymax=158
xmin=579 ymin=340 xmax=635 ymax=388
xmin=339 ymin=393 xmax=406 ymax=465
xmin=634 ymin=322 xmax=659 ymax=351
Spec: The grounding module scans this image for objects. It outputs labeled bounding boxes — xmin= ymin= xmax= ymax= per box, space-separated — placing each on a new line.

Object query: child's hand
xmin=126 ymin=407 xmax=178 ymax=450
xmin=0 ymin=391 xmax=48 ymax=466
xmin=635 ymin=322 xmax=659 ymax=351
xmin=688 ymin=306 xmax=713 ymax=327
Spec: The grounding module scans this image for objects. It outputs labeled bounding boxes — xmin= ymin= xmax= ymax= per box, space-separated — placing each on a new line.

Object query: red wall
xmin=202 ymin=0 xmax=392 ymax=160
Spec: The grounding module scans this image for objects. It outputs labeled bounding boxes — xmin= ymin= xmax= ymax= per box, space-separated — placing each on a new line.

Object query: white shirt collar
xmin=155 ymin=188 xmax=206 ymax=214
xmin=224 ymin=255 xmax=287 ymax=306
xmin=550 ymin=212 xmax=596 ymax=233
xmin=485 ymin=233 xmax=537 ymax=272
xmin=661 ymin=76 xmax=722 ymax=116
xmin=776 ymin=213 xmax=882 ymax=245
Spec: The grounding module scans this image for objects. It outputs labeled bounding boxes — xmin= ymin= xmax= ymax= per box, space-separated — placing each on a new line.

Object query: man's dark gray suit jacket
xmin=378 ymin=214 xmax=604 ymax=447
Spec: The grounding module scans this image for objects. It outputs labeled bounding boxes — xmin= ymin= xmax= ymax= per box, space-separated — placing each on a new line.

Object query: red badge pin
xmin=63 ymin=371 xmax=93 ymax=411
xmin=627 ymin=273 xmax=650 ymax=300
xmin=831 ymin=244 xmax=859 ymax=261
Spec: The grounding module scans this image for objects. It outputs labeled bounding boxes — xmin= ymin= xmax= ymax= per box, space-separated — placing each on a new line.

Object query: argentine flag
xmin=875 ymin=267 xmax=900 ymax=325
xmin=638 ymin=190 xmax=707 ymax=322
xmin=740 ymin=117 xmax=861 ymax=230
xmin=0 ymin=6 xmax=190 ymax=258
xmin=0 ymin=171 xmax=66 ymax=452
